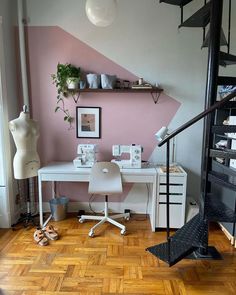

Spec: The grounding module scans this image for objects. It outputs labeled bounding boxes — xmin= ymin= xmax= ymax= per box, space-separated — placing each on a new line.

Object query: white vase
xmin=86 ymin=74 xmax=101 ymax=89
xmin=101 ymin=74 xmax=117 ymax=89
xmin=66 ymin=77 xmax=79 ymax=89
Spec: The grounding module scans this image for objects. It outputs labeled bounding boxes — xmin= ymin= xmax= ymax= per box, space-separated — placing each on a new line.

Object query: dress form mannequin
xmin=9 ymin=106 xmax=40 ymax=179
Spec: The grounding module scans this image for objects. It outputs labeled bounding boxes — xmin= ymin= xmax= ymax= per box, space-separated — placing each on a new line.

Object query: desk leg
xmin=38 ymin=175 xmax=43 ymax=227
xmin=43 ymin=181 xmax=54 ymax=227
xmin=38 ymin=177 xmax=54 ymax=228
xmin=52 ymin=181 xmax=55 ymax=198
xmin=150 ymin=177 xmax=157 ymax=232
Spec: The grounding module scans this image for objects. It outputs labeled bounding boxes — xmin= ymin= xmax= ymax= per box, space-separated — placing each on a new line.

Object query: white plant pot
xmin=66 ymin=77 xmax=79 ymax=89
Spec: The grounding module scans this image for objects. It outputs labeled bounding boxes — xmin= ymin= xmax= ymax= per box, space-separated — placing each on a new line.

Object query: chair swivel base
xmin=79 ymin=212 xmax=130 ymax=237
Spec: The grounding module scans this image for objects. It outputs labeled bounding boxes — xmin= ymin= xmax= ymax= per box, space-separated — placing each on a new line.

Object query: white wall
xmin=25 ymin=0 xmax=236 ymax=201
xmin=0 ymin=0 xmax=19 ymax=227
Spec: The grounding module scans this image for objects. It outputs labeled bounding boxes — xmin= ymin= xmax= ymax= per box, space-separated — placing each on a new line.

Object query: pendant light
xmin=85 ymin=0 xmax=117 ymax=27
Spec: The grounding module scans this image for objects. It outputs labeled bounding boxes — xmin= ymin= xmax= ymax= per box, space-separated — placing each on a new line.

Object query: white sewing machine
xmin=73 ymin=144 xmax=98 ymax=168
xmin=111 ymin=144 xmax=143 ymax=169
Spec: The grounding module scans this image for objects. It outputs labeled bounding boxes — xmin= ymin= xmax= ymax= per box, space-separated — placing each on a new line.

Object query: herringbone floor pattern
xmin=0 ymin=214 xmax=235 ymax=294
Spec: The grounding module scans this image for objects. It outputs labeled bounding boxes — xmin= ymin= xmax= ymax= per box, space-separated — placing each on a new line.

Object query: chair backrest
xmin=88 ymin=162 xmax=123 ymax=195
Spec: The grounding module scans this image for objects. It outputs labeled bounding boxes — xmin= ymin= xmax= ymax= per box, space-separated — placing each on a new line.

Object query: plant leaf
xmin=68 ymin=117 xmax=73 ymax=123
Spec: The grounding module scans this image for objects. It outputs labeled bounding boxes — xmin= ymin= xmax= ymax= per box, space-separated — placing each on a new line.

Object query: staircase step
xmin=208 ymin=170 xmax=236 ymax=191
xmin=206 ymin=194 xmax=236 ymax=223
xmin=160 ymin=0 xmax=193 ymax=6
xmin=210 ymin=148 xmax=236 ymax=159
xmin=212 ymin=125 xmax=236 ymax=134
xmin=218 ymin=76 xmax=236 ymax=86
xmin=146 ymin=240 xmax=195 ymax=266
xmin=219 ymin=52 xmax=236 ymax=67
xmin=171 ymin=213 xmax=208 ymax=247
xmin=179 ymin=2 xmax=211 ymax=28
xmin=202 ymin=29 xmax=227 ymax=49
xmin=147 ymin=213 xmax=207 ymax=266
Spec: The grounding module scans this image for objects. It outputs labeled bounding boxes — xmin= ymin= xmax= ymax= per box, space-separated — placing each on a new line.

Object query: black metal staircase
xmin=147 ymin=0 xmax=236 ymax=266
xmin=219 ymin=52 xmax=236 ymax=66
xmin=159 ymin=0 xmax=192 ymax=5
xmin=178 ymin=1 xmax=210 ymax=28
xmin=202 ymin=29 xmax=228 ymax=49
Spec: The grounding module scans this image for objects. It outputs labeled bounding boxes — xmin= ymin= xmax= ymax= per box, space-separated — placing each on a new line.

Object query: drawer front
xmin=159 ymin=194 xmax=183 ymax=203
xmin=122 ymin=174 xmax=155 ymax=183
xmin=159 ymin=184 xmax=184 ymax=194
xmin=41 ymin=173 xmax=89 ymax=182
xmin=159 ymin=175 xmax=185 ymax=185
xmin=156 ymin=204 xmax=184 ymax=228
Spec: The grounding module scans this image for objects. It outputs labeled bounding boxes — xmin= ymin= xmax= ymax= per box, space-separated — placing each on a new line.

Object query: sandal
xmin=34 ymin=229 xmax=48 ymax=246
xmin=43 ymin=225 xmax=59 ymax=240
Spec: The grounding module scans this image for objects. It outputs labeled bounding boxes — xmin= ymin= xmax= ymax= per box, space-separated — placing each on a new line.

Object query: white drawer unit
xmin=156 ymin=165 xmax=187 ymax=229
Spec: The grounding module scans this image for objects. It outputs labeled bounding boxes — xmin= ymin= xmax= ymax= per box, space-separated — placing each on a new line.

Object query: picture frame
xmin=76 ymin=106 xmax=101 ymax=138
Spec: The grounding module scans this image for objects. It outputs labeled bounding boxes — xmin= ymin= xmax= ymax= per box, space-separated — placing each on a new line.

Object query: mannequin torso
xmin=9 ymin=111 xmax=40 ymax=179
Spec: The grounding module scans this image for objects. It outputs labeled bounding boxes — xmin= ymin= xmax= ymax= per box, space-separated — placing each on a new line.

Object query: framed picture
xmin=76 ymin=106 xmax=101 ymax=138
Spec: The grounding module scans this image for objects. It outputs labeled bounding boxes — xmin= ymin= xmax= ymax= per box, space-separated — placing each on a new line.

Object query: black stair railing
xmin=227 ymin=0 xmax=231 ymax=54
xmin=157 ymin=89 xmax=236 ymax=263
xmin=159 ymin=90 xmax=236 ymax=147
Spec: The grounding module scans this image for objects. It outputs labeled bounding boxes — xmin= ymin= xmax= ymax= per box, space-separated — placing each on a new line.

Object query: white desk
xmin=38 ymin=162 xmax=158 ymax=231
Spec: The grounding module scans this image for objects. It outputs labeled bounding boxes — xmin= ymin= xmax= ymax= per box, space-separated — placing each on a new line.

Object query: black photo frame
xmin=76 ymin=106 xmax=101 ymax=138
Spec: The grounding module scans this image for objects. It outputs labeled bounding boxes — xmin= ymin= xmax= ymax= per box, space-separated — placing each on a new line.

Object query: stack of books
xmin=160 ymin=166 xmax=182 ymax=173
xmin=131 ymin=83 xmax=153 ymax=89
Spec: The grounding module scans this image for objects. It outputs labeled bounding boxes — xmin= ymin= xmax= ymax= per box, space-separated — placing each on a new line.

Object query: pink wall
xmin=26 ymin=26 xmax=180 ymax=202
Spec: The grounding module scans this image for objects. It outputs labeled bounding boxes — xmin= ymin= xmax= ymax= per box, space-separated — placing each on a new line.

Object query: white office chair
xmin=79 ymin=162 xmax=130 ymax=237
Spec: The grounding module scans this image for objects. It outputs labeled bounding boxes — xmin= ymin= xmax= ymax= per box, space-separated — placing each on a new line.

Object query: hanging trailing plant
xmin=51 ymin=63 xmax=80 ymax=129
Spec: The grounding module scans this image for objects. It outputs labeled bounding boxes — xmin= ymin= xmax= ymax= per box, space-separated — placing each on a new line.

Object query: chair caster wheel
xmin=89 ymin=231 xmax=94 ymax=237
xmin=79 ymin=218 xmax=84 ymax=223
xmin=121 ymin=229 xmax=126 ymax=235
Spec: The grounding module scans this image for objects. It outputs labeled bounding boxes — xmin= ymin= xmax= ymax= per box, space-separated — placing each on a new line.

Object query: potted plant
xmin=52 ymin=63 xmax=80 ymax=128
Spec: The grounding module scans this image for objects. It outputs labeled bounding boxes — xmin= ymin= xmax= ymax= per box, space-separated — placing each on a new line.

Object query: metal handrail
xmin=158 ymin=89 xmax=236 ymax=147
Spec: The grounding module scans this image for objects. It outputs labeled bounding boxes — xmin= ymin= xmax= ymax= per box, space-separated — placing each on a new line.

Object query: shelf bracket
xmin=71 ymin=91 xmax=81 ymax=104
xmin=151 ymin=91 xmax=161 ymax=104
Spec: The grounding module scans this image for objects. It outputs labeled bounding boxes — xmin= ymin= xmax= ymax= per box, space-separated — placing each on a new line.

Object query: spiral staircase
xmin=147 ymin=0 xmax=236 ymax=266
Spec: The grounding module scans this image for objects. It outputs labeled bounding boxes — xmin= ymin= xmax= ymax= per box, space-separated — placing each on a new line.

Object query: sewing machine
xmin=111 ymin=144 xmax=143 ymax=169
xmin=73 ymin=144 xmax=98 ymax=168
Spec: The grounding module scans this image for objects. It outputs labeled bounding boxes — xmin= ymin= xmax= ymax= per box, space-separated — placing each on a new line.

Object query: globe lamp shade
xmin=85 ymin=0 xmax=117 ymax=27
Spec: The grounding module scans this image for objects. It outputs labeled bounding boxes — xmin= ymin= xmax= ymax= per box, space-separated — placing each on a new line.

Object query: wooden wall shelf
xmin=75 ymin=87 xmax=163 ymax=103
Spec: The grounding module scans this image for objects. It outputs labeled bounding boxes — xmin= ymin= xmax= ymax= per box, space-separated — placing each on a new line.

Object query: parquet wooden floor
xmin=0 ymin=214 xmax=235 ymax=295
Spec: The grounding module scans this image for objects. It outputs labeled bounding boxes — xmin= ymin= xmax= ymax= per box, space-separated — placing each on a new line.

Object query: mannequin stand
xmin=11 ymin=211 xmax=39 ymax=229
xmin=11 ymin=178 xmax=39 ymax=229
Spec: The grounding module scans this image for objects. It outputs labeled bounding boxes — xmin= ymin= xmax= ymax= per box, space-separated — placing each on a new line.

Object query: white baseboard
xmin=0 ymin=187 xmax=12 ymax=228
xmin=0 ymin=211 xmax=11 ymax=228
xmin=43 ymin=201 xmax=150 ymax=215
xmin=219 ymin=223 xmax=235 ymax=247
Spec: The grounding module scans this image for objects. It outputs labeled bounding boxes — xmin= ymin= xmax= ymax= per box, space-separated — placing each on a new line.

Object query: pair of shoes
xmin=43 ymin=225 xmax=59 ymax=240
xmin=34 ymin=229 xmax=49 ymax=246
xmin=33 ymin=225 xmax=59 ymax=246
